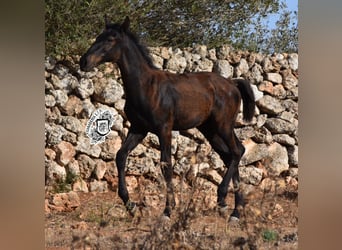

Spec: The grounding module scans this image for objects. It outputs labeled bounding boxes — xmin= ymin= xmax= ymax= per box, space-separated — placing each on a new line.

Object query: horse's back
xmin=155 ymin=71 xmax=240 ymax=130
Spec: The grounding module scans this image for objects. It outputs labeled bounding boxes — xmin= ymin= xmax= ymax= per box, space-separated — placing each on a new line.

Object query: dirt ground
xmin=45 ymin=175 xmax=298 ymax=249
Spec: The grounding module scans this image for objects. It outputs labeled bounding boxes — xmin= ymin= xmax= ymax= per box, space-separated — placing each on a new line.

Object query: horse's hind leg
xmin=229 ymin=134 xmax=245 ymax=220
xmin=230 ymin=163 xmax=244 ymax=221
xmin=217 ymin=130 xmax=245 ymax=220
xmin=198 ymin=123 xmax=245 ymax=220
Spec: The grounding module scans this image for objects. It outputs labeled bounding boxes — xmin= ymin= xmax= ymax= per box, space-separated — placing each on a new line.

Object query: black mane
xmin=107 ymin=23 xmax=156 ymax=69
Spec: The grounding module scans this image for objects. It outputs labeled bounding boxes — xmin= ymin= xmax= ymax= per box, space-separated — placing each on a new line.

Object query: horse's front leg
xmin=158 ymin=127 xmax=175 ymax=217
xmin=116 ymin=128 xmax=146 ymax=215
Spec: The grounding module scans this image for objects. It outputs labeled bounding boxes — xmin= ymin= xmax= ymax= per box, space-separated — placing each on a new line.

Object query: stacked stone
xmin=45 ymin=45 xmax=298 ymax=197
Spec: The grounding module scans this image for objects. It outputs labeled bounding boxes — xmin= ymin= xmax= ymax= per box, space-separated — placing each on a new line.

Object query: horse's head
xmin=80 ymin=16 xmax=130 ymax=72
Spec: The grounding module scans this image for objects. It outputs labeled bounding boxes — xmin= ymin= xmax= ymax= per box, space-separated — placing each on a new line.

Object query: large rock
xmin=287 ymin=145 xmax=298 ymax=167
xmin=248 ymin=64 xmax=264 ymax=84
xmin=175 ymin=135 xmax=198 ymax=159
xmin=54 ymin=141 xmax=76 ymax=166
xmin=229 ymin=51 xmax=242 ymax=64
xmin=262 ymin=56 xmax=274 ymax=72
xmin=75 ymin=135 xmax=102 ymax=158
xmin=234 ymin=126 xmax=256 ymax=141
xmin=194 ymin=45 xmax=208 ymax=59
xmin=208 ymin=152 xmax=225 ymax=172
xmin=266 ymin=142 xmax=289 ymax=176
xmin=45 ymin=94 xmax=56 ymax=107
xmin=257 ymin=95 xmax=285 ymax=115
xmin=80 ymin=99 xmax=96 ymax=119
xmin=186 ymin=162 xmax=210 ymax=184
xmin=174 ymin=157 xmax=193 ymax=176
xmin=165 ymin=54 xmax=187 ymax=73
xmin=199 ymin=168 xmax=222 ymax=185
xmin=194 ymin=58 xmax=213 ymax=72
xmin=240 ymin=139 xmax=268 ymax=166
xmin=99 ymin=134 xmax=122 ymax=160
xmin=213 ymin=60 xmax=234 ymax=78
xmin=53 ymin=89 xmax=68 ymax=107
xmin=252 ymin=127 xmax=273 ymax=144
xmin=67 ymin=158 xmax=80 ymax=177
xmin=77 ymin=154 xmax=97 ymax=179
xmin=46 ymin=124 xmax=67 ymax=146
xmin=45 ymin=56 xmax=56 ymax=70
xmin=239 ymin=165 xmax=263 ymax=185
xmin=281 ymin=69 xmax=298 ymax=90
xmin=93 ymin=78 xmax=124 ymax=105
xmin=53 ymin=64 xmax=69 ymax=78
xmin=150 ymin=54 xmax=164 ymax=69
xmin=126 ymin=155 xmax=156 ymax=176
xmin=183 ymin=50 xmax=197 ymax=71
xmin=216 ymin=45 xmax=231 ymax=60
xmin=60 ymin=116 xmax=83 ymax=134
xmin=76 ymin=78 xmax=94 ymax=99
xmin=72 ymin=179 xmax=89 ymax=192
xmin=45 ymin=148 xmax=56 ymax=160
xmin=89 ymin=180 xmax=108 ymax=192
xmin=208 ymin=48 xmax=217 ymax=61
xmin=282 ymin=99 xmax=298 ymax=114
xmin=273 ymin=134 xmax=296 ymax=146
xmin=48 ymin=191 xmax=80 ymax=211
xmin=61 ymin=131 xmax=77 ymax=145
xmin=266 ymin=73 xmax=282 ymax=84
xmin=50 ymin=74 xmax=78 ymax=94
xmin=272 ymin=84 xmax=287 ymax=99
xmin=160 ymin=47 xmax=172 ymax=59
xmin=60 ymin=95 xmax=83 ymax=116
xmin=288 ymin=53 xmax=298 ymax=71
xmin=258 ymin=81 xmax=274 ymax=95
xmin=45 ymin=160 xmax=67 ymax=183
xmin=264 ymin=118 xmax=296 ymax=134
xmin=235 ymin=58 xmax=249 ymax=77
xmin=255 ymin=114 xmax=268 ymax=128
xmin=49 ymin=74 xmax=62 ymax=90
xmin=251 ymin=84 xmax=264 ymax=101
xmin=94 ymin=159 xmax=107 ymax=180
xmin=61 ymin=75 xmax=78 ymax=93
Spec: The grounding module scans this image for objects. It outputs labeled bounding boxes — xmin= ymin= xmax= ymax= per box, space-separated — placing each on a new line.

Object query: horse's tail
xmin=235 ymin=79 xmax=255 ymax=122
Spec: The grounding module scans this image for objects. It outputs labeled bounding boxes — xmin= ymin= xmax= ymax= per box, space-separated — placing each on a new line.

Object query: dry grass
xmin=45 ymin=174 xmax=298 ymax=249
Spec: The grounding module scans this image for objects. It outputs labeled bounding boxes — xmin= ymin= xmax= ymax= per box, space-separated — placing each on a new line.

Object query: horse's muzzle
xmin=79 ymin=55 xmax=91 ymax=72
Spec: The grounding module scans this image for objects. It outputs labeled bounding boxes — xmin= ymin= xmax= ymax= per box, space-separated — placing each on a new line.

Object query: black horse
xmin=80 ymin=16 xmax=255 ymax=220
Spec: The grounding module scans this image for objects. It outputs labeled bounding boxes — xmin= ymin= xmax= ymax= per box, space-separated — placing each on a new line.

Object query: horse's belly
xmin=173 ymin=103 xmax=211 ymax=130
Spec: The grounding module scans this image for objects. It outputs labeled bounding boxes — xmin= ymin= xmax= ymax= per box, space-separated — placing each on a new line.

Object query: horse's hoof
xmin=229 ymin=216 xmax=240 ymax=223
xmin=125 ymin=201 xmax=137 ymax=216
xmin=163 ymin=207 xmax=172 ymax=218
xmin=217 ymin=205 xmax=229 ymax=218
xmin=160 ymin=214 xmax=171 ymax=229
xmin=161 ymin=214 xmax=171 ymax=222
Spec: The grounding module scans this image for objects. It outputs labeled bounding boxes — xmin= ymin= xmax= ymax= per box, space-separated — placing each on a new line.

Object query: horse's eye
xmin=107 ymin=36 xmax=115 ymax=42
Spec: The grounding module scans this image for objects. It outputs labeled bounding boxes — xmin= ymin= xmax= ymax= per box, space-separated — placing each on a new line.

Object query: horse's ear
xmin=121 ymin=16 xmax=130 ymax=32
xmin=104 ymin=14 xmax=110 ymax=29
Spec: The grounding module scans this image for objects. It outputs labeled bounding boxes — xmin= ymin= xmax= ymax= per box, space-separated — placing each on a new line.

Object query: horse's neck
xmin=117 ymin=49 xmax=152 ymax=102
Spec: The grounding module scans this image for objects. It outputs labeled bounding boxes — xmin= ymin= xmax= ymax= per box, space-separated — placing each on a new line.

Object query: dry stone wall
xmin=45 ymin=45 xmax=298 ymax=195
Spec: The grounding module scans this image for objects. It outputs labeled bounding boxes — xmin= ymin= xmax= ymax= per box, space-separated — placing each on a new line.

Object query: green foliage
xmin=47 ymin=0 xmax=120 ymax=56
xmin=230 ymin=2 xmax=298 ymax=53
xmin=269 ymin=9 xmax=298 ymax=53
xmin=262 ymin=229 xmax=278 ymax=242
xmin=45 ymin=0 xmax=297 ymax=56
xmin=52 ymin=171 xmax=78 ymax=193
